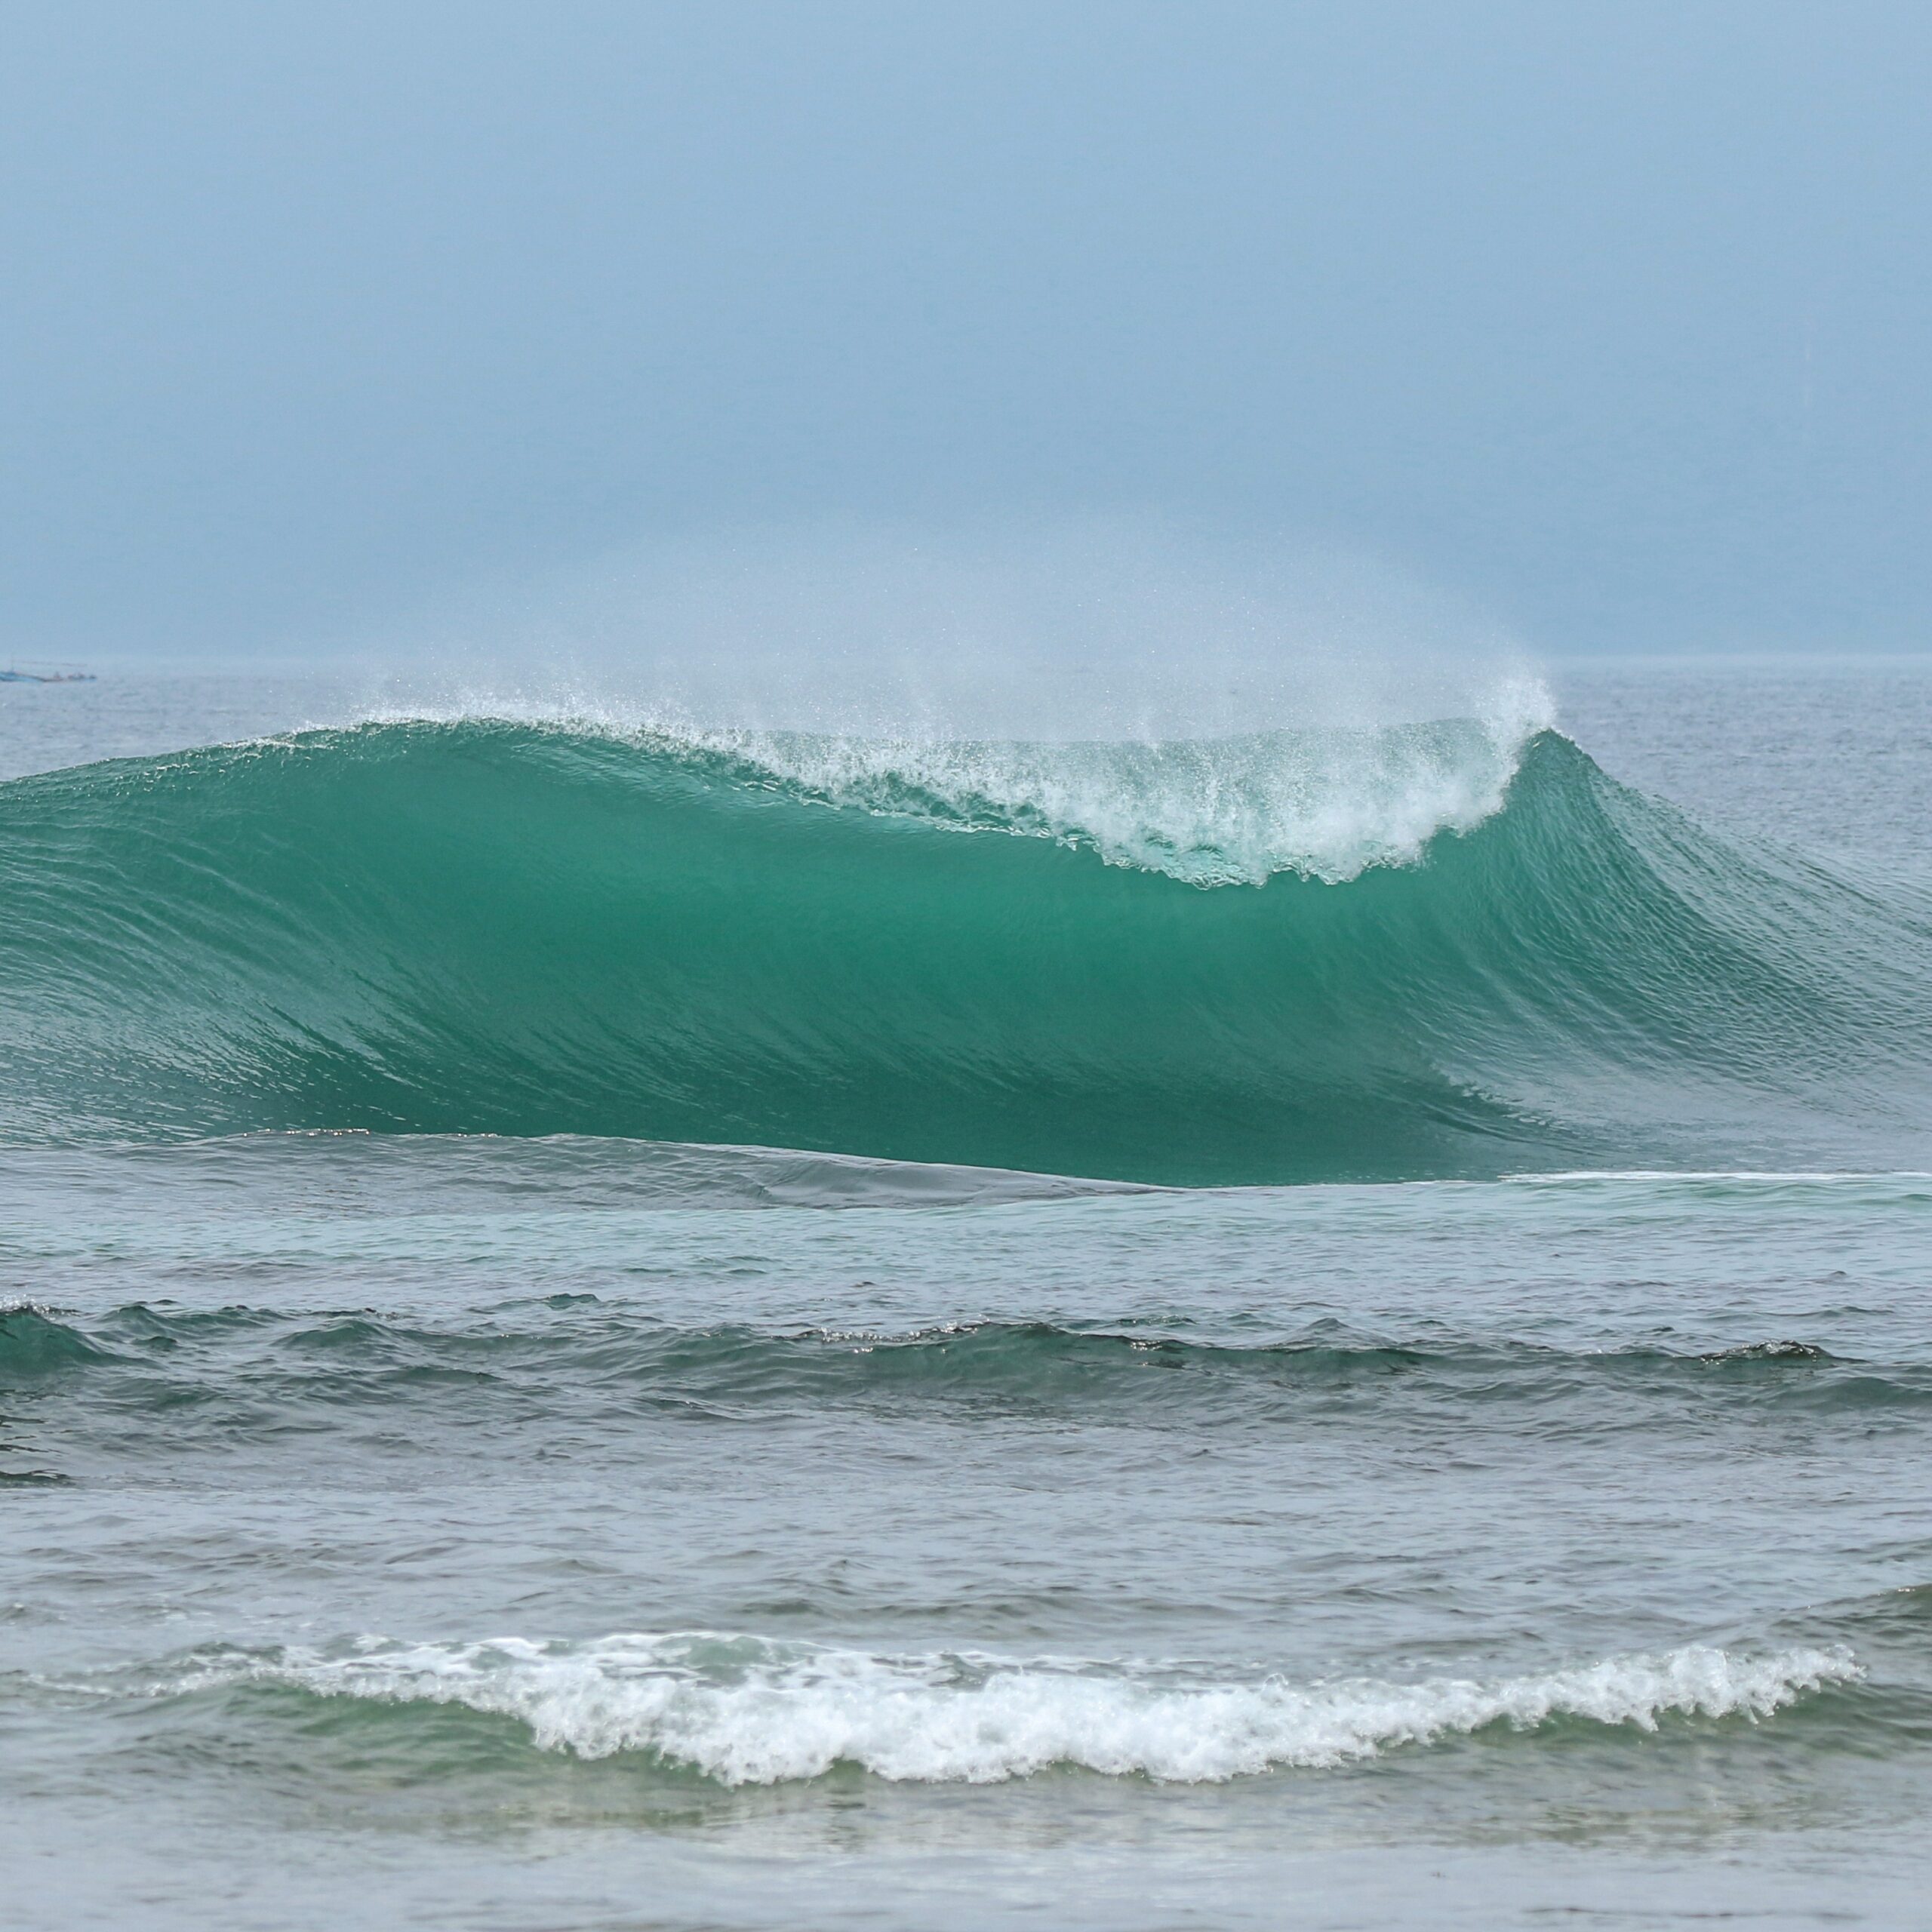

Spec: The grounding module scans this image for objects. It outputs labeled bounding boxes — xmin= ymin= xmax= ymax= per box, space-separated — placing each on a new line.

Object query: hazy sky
xmin=2 ymin=1 xmax=1928 ymax=658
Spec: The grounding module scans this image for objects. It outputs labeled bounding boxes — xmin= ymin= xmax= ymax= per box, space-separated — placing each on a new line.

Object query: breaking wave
xmin=2 ymin=712 xmax=1928 ymax=1181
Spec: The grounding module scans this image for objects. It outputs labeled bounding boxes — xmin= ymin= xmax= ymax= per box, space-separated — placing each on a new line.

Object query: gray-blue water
xmin=4 ymin=664 xmax=1931 ymax=1930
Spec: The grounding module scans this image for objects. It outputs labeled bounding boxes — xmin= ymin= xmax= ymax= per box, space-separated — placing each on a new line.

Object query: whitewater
xmin=5 ymin=663 xmax=1932 ymax=1931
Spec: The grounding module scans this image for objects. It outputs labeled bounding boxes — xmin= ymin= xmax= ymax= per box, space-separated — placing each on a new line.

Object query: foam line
xmin=164 ymin=1634 xmax=1860 ymax=1785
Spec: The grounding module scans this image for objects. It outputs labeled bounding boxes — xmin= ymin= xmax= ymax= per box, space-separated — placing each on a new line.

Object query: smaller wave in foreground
xmin=134 ymin=1633 xmax=1858 ymax=1784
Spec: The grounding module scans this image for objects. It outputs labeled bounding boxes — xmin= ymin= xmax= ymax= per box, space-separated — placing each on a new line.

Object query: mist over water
xmin=323 ymin=521 xmax=1535 ymax=738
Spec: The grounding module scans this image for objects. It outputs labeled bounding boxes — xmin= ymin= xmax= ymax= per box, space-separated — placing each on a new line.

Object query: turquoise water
xmin=4 ymin=667 xmax=1931 ymax=1929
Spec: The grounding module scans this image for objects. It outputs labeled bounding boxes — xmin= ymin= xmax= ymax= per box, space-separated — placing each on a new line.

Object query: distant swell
xmin=146 ymin=1633 xmax=1861 ymax=1784
xmin=2 ymin=717 xmax=1929 ymax=1182
xmin=12 ymin=1304 xmax=1926 ymax=1423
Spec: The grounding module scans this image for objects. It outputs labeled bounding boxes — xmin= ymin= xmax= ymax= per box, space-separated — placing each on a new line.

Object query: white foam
xmin=171 ymin=1633 xmax=1857 ymax=1785
xmin=707 ymin=706 xmax=1549 ymax=885
xmin=355 ymin=677 xmax=1554 ymax=885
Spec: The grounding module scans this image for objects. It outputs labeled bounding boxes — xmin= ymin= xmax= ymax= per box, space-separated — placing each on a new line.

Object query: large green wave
xmin=1 ymin=718 xmax=1926 ymax=1181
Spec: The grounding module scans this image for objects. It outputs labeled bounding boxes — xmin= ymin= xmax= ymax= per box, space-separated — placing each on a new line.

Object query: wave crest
xmin=625 ymin=700 xmax=1548 ymax=887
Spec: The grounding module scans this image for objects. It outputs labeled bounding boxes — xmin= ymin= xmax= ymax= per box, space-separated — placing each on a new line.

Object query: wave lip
xmin=641 ymin=707 xmax=1546 ymax=887
xmin=155 ymin=1633 xmax=1860 ymax=1785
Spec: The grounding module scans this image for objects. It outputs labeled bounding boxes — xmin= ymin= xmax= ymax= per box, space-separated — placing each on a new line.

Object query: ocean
xmin=3 ymin=663 xmax=1930 ymax=1930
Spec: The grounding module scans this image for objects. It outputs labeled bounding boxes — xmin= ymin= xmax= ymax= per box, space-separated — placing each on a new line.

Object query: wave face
xmin=2 ymin=716 xmax=1928 ymax=1181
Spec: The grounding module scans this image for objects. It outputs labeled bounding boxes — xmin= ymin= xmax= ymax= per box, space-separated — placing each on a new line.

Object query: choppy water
xmin=5 ymin=666 xmax=1931 ymax=1930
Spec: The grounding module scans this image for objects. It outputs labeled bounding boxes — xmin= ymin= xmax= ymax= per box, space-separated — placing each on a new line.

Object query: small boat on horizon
xmin=1 ymin=661 xmax=96 ymax=683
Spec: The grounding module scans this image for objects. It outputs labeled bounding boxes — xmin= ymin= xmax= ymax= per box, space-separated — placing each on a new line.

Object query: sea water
xmin=3 ymin=663 xmax=1930 ymax=1929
